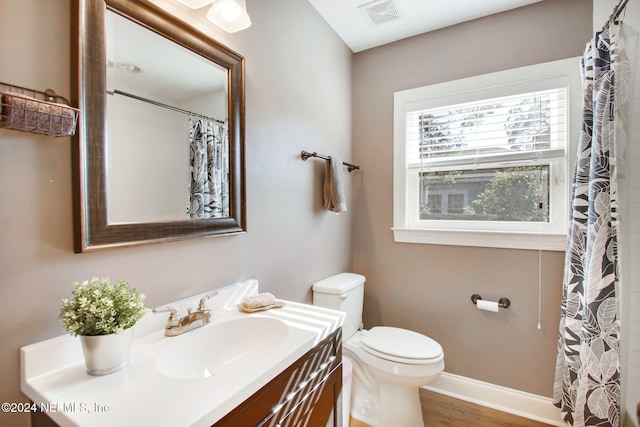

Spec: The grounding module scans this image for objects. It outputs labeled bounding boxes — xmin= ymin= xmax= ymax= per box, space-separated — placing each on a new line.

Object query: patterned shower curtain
xmin=188 ymin=118 xmax=229 ymax=218
xmin=552 ymin=19 xmax=627 ymax=427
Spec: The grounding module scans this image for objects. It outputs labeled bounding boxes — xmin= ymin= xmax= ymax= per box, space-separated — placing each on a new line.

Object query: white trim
xmin=393 ymin=57 xmax=582 ymax=249
xmin=392 ymin=228 xmax=567 ymax=251
xmin=424 ymin=372 xmax=565 ymax=426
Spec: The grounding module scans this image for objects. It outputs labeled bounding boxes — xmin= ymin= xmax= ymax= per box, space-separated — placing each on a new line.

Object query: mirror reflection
xmin=72 ymin=0 xmax=246 ymax=252
xmin=106 ymin=10 xmax=229 ymax=223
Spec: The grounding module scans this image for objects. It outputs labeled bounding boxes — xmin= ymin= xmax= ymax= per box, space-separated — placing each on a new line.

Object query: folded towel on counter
xmin=0 ymin=92 xmax=77 ymax=137
xmin=241 ymin=293 xmax=277 ymax=310
xmin=323 ymin=156 xmax=347 ymax=213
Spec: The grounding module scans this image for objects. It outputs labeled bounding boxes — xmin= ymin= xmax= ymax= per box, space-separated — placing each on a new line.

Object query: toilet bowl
xmin=312 ymin=273 xmax=445 ymax=427
xmin=344 ymin=328 xmax=444 ymax=426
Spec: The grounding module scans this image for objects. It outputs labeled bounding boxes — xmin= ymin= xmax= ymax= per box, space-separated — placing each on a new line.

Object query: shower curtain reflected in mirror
xmin=553 ymin=16 xmax=630 ymax=427
xmin=188 ymin=118 xmax=229 ymax=218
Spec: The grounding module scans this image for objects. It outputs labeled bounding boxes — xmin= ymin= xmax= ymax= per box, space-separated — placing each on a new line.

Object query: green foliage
xmin=59 ymin=278 xmax=147 ymax=336
xmin=471 ymin=167 xmax=547 ymax=221
xmin=437 ymin=170 xmax=461 ymax=186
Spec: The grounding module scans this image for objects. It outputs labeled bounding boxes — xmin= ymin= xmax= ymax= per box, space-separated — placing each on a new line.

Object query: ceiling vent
xmin=358 ymin=0 xmax=401 ymax=26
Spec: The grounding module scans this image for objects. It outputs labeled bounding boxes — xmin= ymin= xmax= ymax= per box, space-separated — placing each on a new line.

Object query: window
xmin=393 ymin=58 xmax=580 ymax=250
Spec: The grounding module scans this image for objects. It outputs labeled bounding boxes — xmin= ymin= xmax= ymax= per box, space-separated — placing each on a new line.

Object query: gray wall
xmin=352 ymin=0 xmax=592 ymax=397
xmin=0 ymin=1 xmax=353 ymax=426
xmin=0 ymin=0 xmax=598 ymax=425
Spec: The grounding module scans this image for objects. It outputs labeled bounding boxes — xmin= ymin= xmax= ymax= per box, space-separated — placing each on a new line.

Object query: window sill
xmin=391 ymin=228 xmax=566 ymax=251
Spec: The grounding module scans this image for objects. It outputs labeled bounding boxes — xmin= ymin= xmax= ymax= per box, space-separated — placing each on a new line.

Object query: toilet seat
xmin=360 ymin=326 xmax=443 ymax=364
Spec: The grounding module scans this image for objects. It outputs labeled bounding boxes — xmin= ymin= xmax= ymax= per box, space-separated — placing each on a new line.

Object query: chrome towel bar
xmin=301 ymin=150 xmax=360 ymax=172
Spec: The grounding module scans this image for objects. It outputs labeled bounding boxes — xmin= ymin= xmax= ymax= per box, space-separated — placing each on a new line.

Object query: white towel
xmin=323 ymin=156 xmax=347 ymax=213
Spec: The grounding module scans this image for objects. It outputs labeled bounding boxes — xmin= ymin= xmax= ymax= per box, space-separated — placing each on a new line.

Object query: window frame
xmin=392 ymin=58 xmax=581 ymax=251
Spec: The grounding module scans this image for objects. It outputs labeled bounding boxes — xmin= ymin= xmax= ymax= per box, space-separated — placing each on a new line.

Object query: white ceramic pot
xmin=80 ymin=327 xmax=134 ymax=376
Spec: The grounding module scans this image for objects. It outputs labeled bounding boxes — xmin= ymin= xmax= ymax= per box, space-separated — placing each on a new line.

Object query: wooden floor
xmin=419 ymin=389 xmax=554 ymax=427
xmin=349 ymin=389 xmax=554 ymax=427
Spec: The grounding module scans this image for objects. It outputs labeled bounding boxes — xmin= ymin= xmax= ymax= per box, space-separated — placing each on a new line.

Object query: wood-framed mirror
xmin=72 ymin=0 xmax=246 ymax=252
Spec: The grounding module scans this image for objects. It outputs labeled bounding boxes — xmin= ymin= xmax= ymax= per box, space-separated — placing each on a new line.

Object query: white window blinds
xmin=406 ymin=86 xmax=568 ymax=169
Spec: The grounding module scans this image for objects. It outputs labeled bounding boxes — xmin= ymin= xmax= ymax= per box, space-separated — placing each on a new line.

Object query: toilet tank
xmin=312 ymin=273 xmax=365 ymax=341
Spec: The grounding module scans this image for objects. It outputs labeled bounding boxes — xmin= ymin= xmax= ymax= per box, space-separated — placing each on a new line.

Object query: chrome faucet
xmin=153 ymin=290 xmax=219 ymax=337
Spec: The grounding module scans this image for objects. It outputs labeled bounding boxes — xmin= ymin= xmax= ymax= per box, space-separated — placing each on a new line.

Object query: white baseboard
xmin=423 ymin=372 xmax=566 ymax=427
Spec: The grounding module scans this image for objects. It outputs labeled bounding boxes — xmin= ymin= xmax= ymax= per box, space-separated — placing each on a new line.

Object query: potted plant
xmin=59 ymin=278 xmax=147 ymax=375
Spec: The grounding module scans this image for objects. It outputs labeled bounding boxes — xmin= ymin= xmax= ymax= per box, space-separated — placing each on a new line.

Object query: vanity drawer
xmin=214 ymin=327 xmax=342 ymax=427
xmin=272 ymin=364 xmax=342 ymax=427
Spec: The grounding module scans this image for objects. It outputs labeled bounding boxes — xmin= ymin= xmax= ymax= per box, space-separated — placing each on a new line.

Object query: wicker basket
xmin=0 ymin=91 xmax=79 ymax=137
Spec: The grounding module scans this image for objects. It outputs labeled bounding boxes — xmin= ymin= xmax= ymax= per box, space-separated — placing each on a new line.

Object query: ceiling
xmin=307 ymin=0 xmax=543 ymax=52
xmin=107 ymin=9 xmax=227 ymax=104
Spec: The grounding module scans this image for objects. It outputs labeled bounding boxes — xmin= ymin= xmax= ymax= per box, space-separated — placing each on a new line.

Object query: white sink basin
xmin=21 ymin=280 xmax=346 ymax=426
xmin=156 ymin=317 xmax=289 ymax=379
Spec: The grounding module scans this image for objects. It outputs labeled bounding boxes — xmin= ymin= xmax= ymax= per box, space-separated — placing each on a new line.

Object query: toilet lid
xmin=360 ymin=326 xmax=442 ymax=363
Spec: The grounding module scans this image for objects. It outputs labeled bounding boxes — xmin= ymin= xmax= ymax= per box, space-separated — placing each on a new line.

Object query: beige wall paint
xmin=352 ymin=0 xmax=592 ymax=397
xmin=0 ymin=0 xmax=352 ymax=425
xmin=0 ymin=0 xmax=601 ymax=424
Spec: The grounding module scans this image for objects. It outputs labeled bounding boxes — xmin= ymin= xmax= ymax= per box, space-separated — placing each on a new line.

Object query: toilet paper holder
xmin=471 ymin=294 xmax=511 ymax=309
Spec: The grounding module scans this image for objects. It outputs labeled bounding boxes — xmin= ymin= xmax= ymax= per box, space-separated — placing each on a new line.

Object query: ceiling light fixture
xmin=176 ymin=0 xmax=251 ymax=33
xmin=115 ymin=62 xmax=143 ymax=74
xmin=176 ymin=0 xmax=214 ymax=9
xmin=206 ymin=0 xmax=251 ymax=33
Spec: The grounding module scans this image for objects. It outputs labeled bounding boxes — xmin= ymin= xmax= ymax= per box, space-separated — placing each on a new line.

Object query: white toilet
xmin=312 ymin=273 xmax=444 ymax=427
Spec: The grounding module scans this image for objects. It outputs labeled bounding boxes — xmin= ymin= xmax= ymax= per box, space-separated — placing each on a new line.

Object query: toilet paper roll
xmin=477 ymin=299 xmax=500 ymax=312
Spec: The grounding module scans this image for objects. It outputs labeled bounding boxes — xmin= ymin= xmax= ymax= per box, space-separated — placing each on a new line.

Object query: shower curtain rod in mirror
xmin=107 ymin=89 xmax=226 ymax=125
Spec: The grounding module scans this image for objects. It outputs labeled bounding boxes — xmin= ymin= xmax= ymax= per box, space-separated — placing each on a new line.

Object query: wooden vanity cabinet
xmin=214 ymin=328 xmax=343 ymax=427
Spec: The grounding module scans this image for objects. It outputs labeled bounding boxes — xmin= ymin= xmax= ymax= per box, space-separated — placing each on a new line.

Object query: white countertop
xmin=21 ymin=279 xmax=344 ymax=427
